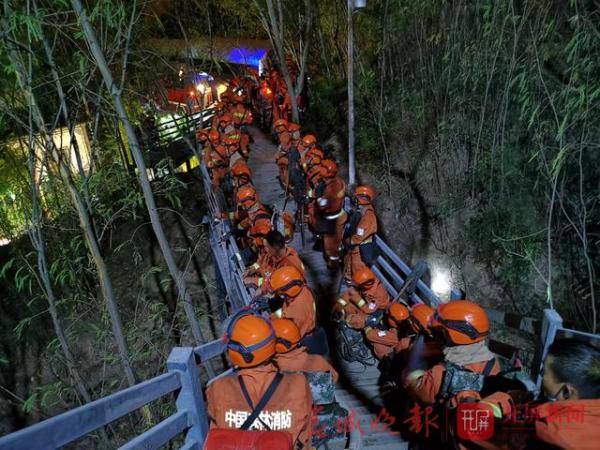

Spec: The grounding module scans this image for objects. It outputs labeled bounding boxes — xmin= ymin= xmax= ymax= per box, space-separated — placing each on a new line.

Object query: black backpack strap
xmin=482 ymin=358 xmax=496 ymax=377
xmin=238 ymin=371 xmax=284 ymax=430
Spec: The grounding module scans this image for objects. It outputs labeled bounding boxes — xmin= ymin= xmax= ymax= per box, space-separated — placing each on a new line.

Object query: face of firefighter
xmin=542 ymin=355 xmax=579 ymax=401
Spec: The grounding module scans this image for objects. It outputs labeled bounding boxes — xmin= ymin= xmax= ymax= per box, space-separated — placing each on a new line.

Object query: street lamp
xmin=347 ymin=0 xmax=366 ymax=186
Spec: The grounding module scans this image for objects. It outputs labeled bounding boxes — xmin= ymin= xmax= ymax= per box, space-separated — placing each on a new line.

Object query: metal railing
xmin=3 ymin=120 xmax=598 ymax=448
xmin=0 ymin=340 xmax=226 ymax=450
xmin=155 ymin=108 xmax=216 ymax=143
xmin=200 ymin=162 xmax=254 ymax=311
xmin=370 ymin=232 xmax=599 ymax=387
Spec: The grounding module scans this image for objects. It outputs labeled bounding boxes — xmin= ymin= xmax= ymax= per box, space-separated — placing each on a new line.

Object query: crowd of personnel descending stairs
xmin=246 ymin=126 xmax=408 ymax=449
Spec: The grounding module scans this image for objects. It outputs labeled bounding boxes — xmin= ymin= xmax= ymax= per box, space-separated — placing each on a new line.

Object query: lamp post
xmin=347 ymin=0 xmax=366 ymax=187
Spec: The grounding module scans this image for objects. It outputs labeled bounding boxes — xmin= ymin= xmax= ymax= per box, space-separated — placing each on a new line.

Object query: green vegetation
xmin=307 ymin=0 xmax=599 ymax=333
xmin=0 ymin=0 xmax=597 ymax=442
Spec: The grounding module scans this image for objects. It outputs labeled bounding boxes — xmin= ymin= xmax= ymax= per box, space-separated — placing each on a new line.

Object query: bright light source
xmin=217 ymin=83 xmax=228 ymax=96
xmin=189 ymin=91 xmax=195 ymax=97
xmin=431 ymin=269 xmax=451 ymax=297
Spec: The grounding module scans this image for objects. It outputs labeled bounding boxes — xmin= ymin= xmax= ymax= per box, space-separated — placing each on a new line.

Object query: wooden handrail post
xmin=167 ymin=347 xmax=209 ymax=446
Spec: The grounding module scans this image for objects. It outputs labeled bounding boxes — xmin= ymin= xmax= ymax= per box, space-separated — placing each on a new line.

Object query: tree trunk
xmin=71 ymin=0 xmax=214 ymax=376
xmin=35 ymin=5 xmax=97 ymax=237
xmin=260 ymin=0 xmax=312 ymax=124
xmin=1 ymin=10 xmax=137 ymax=387
xmin=26 ymin=145 xmax=92 ymax=405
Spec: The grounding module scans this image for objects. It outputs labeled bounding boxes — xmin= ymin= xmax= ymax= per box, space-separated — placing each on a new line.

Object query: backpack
xmin=440 ymin=358 xmax=537 ymax=402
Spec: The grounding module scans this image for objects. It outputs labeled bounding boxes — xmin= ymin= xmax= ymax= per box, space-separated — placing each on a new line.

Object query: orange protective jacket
xmin=231 ymin=103 xmax=253 ymax=126
xmin=350 ymin=204 xmax=377 ymax=246
xmin=233 ymin=203 xmax=271 ymax=232
xmin=339 ymin=280 xmax=391 ymax=315
xmin=206 ymin=363 xmax=312 ymax=449
xmin=532 ymin=399 xmax=600 ymax=449
xmin=275 ymin=346 xmax=339 ymax=383
xmin=272 ymin=285 xmax=316 ymax=338
xmin=306 ymin=167 xmax=324 ymax=200
xmin=260 ymin=248 xmax=306 ymax=294
xmin=364 ymin=328 xmax=412 ymax=359
xmin=317 ymin=176 xmax=346 ymax=215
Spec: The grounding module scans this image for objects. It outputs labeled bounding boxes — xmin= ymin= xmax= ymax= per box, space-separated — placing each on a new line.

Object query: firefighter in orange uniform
xmin=259 ymin=231 xmax=305 ymax=289
xmin=214 ymin=113 xmax=236 ymax=135
xmin=335 ymin=267 xmax=390 ymax=332
xmin=474 ymin=338 xmax=600 ymax=450
xmin=287 ymin=123 xmax=301 ymax=143
xmin=205 ymin=311 xmax=312 ymax=449
xmin=403 ymin=300 xmax=509 ymax=414
xmin=242 ymin=219 xmax=273 ymax=289
xmin=231 ymin=94 xmax=253 ymax=127
xmin=530 ymin=338 xmax=600 ymax=449
xmin=274 ymin=119 xmax=291 ymax=189
xmin=268 ymin=266 xmax=316 ymax=339
xmin=230 ymin=186 xmax=271 ymax=238
xmin=272 ymin=318 xmax=339 ymax=382
xmin=316 ymin=160 xmax=347 ymax=268
xmin=305 ymin=150 xmax=325 ymax=232
xmin=230 ymin=160 xmax=253 ymax=199
xmin=205 ymin=144 xmax=230 ymax=188
xmin=297 ymin=135 xmax=317 ymax=166
xmin=201 ymin=129 xmax=220 ymax=164
xmin=364 ymin=302 xmax=413 ymax=360
xmin=364 ymin=302 xmax=439 ymax=362
xmin=343 ymin=185 xmax=378 ymax=282
xmin=244 ymin=229 xmax=303 ymax=292
xmin=257 ymin=80 xmax=274 ymax=129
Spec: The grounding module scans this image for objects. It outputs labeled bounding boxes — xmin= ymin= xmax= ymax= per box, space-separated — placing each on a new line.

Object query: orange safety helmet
xmin=320 ymin=159 xmax=338 ymax=178
xmin=249 ymin=218 xmax=272 ymax=244
xmin=226 ymin=310 xmax=276 ymax=368
xmin=306 ymin=153 xmax=324 ymax=170
xmin=213 ymin=145 xmax=229 ymax=163
xmin=287 ymin=123 xmax=300 ymax=132
xmin=355 ymin=185 xmax=375 ymax=205
xmin=196 ymin=129 xmax=209 ymax=142
xmin=388 ymin=302 xmax=410 ymax=328
xmin=306 ymin=147 xmax=324 ymax=162
xmin=352 ymin=267 xmax=377 ymax=290
xmin=430 ymin=300 xmax=489 ymax=345
xmin=231 ymin=161 xmax=252 ymax=180
xmin=208 ymin=129 xmax=220 ymax=143
xmin=409 ymin=303 xmax=434 ymax=335
xmin=272 ymin=318 xmax=301 ymax=353
xmin=219 ymin=114 xmax=232 ymax=125
xmin=236 ymin=186 xmax=258 ymax=209
xmin=300 ymin=134 xmax=317 ymax=148
xmin=270 ymin=266 xmax=304 ymax=299
xmin=273 ymin=119 xmax=288 ymax=130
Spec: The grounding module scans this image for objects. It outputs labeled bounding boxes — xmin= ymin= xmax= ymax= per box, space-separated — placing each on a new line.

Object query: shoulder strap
xmin=238 ymin=372 xmax=284 ymax=430
xmin=482 ymin=358 xmax=496 ymax=377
